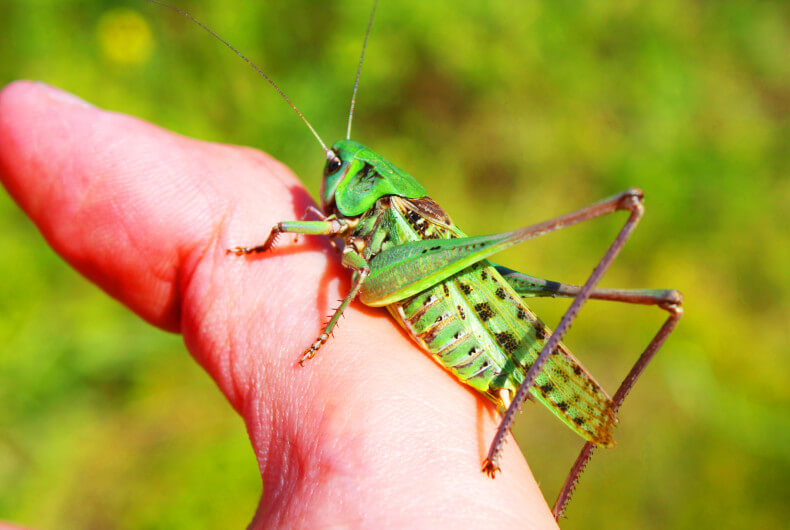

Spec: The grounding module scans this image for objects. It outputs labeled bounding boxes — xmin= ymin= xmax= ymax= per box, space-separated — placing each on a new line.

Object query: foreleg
xmin=227 ymin=215 xmax=347 ymax=256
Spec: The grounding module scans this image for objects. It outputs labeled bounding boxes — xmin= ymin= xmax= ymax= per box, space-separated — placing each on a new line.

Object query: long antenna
xmin=346 ymin=0 xmax=379 ymax=140
xmin=143 ymin=0 xmax=332 ymax=158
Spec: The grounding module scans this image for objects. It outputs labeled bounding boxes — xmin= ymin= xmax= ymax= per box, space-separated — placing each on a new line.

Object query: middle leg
xmin=298 ymin=248 xmax=370 ymax=365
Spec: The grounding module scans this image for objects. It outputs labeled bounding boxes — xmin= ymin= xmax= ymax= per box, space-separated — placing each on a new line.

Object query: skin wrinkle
xmin=258 ymin=447 xmax=289 ymax=526
xmin=266 ymin=435 xmax=309 ymax=526
xmin=185 ymin=215 xmax=239 ymax=400
xmin=311 ymin=398 xmax=357 ymax=482
xmin=228 ymin=296 xmax=275 ymax=416
xmin=199 ymin=277 xmax=240 ymax=406
xmin=249 ymin=396 xmax=276 ymax=481
xmin=61 ymin=182 xmax=135 ymax=303
xmin=379 ymin=379 xmax=474 ymax=423
xmin=108 ymin=192 xmax=157 ymax=283
xmin=258 ymin=266 xmax=342 ymax=370
xmin=164 ymin=161 xmax=233 ymax=332
xmin=53 ymin=110 xmax=76 ymax=188
xmin=237 ymin=144 xmax=301 ymax=192
xmin=33 ymin=114 xmax=85 ymax=239
xmin=186 ymin=144 xmax=245 ymax=207
xmin=223 ymin=243 xmax=322 ymax=500
xmin=219 ymin=294 xmax=243 ymax=412
xmin=258 ymin=381 xmax=357 ymax=524
xmin=178 ymin=153 xmax=286 ymax=409
xmin=102 ymin=187 xmax=179 ymax=327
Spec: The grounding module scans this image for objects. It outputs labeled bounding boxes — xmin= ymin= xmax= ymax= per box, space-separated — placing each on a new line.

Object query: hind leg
xmin=494 ymin=267 xmax=683 ymax=519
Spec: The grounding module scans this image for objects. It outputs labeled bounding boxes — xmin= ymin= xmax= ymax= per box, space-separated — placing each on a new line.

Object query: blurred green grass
xmin=1 ymin=0 xmax=788 ymax=527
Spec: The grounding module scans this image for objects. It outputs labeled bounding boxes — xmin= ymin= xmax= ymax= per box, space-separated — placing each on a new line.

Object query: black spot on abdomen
xmin=474 ymin=302 xmax=494 ymax=322
xmin=494 ymin=331 xmax=518 ymax=353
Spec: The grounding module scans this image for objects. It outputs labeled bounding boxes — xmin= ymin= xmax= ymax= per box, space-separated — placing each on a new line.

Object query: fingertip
xmin=0 ymin=80 xmax=95 ymax=149
xmin=0 ymin=82 xmax=218 ymax=330
xmin=0 ymin=81 xmax=109 ymax=218
xmin=1 ymin=80 xmax=94 ymax=109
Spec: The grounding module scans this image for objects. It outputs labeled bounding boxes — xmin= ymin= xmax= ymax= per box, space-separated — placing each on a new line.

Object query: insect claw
xmin=226 ymin=246 xmax=251 ymax=256
xmin=298 ymin=348 xmax=315 ymax=365
xmin=482 ymin=459 xmax=500 ymax=479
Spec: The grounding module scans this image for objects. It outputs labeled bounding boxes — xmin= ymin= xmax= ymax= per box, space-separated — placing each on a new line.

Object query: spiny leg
xmin=227 ymin=217 xmax=347 ymax=256
xmin=298 ymin=249 xmax=370 ymax=365
xmin=552 ymin=299 xmax=682 ymax=520
xmin=482 ymin=189 xmax=645 ymax=477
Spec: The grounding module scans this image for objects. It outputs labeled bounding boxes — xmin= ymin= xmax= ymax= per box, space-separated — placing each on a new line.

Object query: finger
xmin=0 ymin=80 xmax=312 ymax=332
xmin=0 ymin=81 xmax=557 ymax=527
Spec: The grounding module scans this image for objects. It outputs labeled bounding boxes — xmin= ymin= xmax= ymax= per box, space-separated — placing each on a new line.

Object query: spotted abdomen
xmin=388 ymin=260 xmax=616 ymax=447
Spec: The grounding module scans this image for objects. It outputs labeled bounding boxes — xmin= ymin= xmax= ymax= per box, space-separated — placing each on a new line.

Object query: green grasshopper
xmin=147 ymin=0 xmax=683 ymax=520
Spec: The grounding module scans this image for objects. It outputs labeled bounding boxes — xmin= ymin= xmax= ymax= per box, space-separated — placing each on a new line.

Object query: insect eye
xmin=326 ymin=154 xmax=342 ymax=174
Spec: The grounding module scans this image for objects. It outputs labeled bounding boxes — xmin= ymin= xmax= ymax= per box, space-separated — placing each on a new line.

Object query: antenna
xmin=346 ymin=0 xmax=379 ymax=140
xmin=143 ymin=0 xmax=333 ymax=159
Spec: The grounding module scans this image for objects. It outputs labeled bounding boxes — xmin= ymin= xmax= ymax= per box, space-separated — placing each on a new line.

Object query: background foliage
xmin=1 ymin=0 xmax=788 ymax=528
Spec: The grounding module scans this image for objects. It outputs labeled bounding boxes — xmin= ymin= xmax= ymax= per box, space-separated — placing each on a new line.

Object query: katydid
xmin=146 ymin=0 xmax=683 ymax=520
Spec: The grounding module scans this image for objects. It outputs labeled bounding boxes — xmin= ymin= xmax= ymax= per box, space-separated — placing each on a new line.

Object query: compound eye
xmin=326 ymin=153 xmax=342 ymax=174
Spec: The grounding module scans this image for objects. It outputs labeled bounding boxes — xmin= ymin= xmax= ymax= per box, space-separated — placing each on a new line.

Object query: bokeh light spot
xmin=96 ymin=8 xmax=154 ymax=67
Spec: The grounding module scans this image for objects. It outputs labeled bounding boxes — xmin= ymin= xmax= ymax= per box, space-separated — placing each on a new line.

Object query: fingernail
xmin=37 ymin=82 xmax=95 ymax=109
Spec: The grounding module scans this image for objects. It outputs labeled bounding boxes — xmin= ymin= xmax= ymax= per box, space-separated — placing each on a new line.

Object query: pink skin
xmin=0 ymin=81 xmax=557 ymax=529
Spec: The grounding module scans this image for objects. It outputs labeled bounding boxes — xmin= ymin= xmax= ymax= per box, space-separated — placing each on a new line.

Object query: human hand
xmin=0 ymin=81 xmax=556 ymax=529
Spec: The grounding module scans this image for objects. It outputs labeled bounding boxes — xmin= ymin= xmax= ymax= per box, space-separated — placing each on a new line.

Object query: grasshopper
xmin=148 ymin=0 xmax=683 ymax=520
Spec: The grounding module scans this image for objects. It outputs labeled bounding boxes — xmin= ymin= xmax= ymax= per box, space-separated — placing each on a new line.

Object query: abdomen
xmin=387 ymin=259 xmax=616 ymax=447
